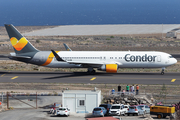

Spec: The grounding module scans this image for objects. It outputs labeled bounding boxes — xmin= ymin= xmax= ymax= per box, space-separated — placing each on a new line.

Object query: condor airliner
xmin=4 ymin=24 xmax=177 ymax=75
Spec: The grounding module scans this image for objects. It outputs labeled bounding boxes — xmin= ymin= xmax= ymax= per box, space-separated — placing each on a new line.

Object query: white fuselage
xmin=43 ymin=51 xmax=177 ymax=69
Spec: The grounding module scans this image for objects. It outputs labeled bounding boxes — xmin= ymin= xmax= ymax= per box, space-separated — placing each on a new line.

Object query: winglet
xmin=63 ymin=43 xmax=72 ymax=51
xmin=51 ymin=50 xmax=65 ymax=61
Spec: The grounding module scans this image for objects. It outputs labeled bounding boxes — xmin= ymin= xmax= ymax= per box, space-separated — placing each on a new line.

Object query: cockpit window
xmin=169 ymin=56 xmax=174 ymax=58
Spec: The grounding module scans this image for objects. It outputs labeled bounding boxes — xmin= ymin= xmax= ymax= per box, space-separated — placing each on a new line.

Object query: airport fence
xmin=1 ymin=92 xmax=62 ymax=97
xmin=109 ymin=91 xmax=135 ymax=96
xmin=0 ymin=92 xmax=62 ymax=110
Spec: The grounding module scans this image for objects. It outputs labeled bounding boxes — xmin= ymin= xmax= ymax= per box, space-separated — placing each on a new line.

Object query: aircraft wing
xmin=63 ymin=43 xmax=72 ymax=51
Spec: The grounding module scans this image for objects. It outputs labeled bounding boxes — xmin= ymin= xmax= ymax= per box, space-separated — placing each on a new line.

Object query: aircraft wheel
xmin=92 ymin=70 xmax=96 ymax=74
xmin=161 ymin=72 xmax=164 ymax=75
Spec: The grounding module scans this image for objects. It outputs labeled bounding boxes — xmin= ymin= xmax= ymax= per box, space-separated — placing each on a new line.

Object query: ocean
xmin=0 ymin=0 xmax=180 ymax=26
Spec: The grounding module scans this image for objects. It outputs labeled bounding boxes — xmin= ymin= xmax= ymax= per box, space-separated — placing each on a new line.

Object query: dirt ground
xmin=0 ymin=26 xmax=180 ymax=54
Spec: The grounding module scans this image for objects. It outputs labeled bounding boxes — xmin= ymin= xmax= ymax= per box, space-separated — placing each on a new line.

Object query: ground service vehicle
xmin=126 ymin=106 xmax=144 ymax=116
xmin=92 ymin=107 xmax=107 ymax=117
xmin=109 ymin=104 xmax=126 ymax=116
xmin=150 ymin=105 xmax=175 ymax=118
xmin=138 ymin=105 xmax=150 ymax=114
xmin=55 ymin=107 xmax=70 ymax=116
xmin=99 ymin=104 xmax=112 ymax=115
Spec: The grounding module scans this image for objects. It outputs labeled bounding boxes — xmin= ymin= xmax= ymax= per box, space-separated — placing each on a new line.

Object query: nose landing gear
xmin=161 ymin=67 xmax=165 ymax=75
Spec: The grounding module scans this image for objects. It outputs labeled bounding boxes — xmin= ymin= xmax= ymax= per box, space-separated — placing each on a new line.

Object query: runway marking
xmin=1 ymin=74 xmax=6 ymax=77
xmin=90 ymin=77 xmax=96 ymax=81
xmin=171 ymin=79 xmax=176 ymax=82
xmin=11 ymin=76 xmax=18 ymax=80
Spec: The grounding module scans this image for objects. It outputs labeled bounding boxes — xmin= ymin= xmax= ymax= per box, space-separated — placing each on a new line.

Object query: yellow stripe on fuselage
xmin=41 ymin=51 xmax=59 ymax=66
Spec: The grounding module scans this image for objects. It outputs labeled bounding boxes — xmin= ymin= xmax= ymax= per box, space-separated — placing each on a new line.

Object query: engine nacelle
xmin=98 ymin=64 xmax=118 ymax=73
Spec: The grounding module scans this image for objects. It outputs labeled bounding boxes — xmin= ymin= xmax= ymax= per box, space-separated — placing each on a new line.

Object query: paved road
xmin=0 ymin=71 xmax=179 ymax=85
xmin=0 ymin=109 xmax=170 ymax=120
xmin=0 ymin=109 xmax=85 ymax=120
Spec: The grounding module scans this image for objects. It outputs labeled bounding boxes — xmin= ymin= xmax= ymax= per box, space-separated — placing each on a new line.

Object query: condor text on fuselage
xmin=125 ymin=54 xmax=157 ymax=62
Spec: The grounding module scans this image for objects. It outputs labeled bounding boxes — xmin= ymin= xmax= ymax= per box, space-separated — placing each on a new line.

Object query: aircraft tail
xmin=4 ymin=24 xmax=39 ymax=54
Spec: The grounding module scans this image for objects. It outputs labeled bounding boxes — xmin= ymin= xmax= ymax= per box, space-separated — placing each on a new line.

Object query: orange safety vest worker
xmin=136 ymin=86 xmax=139 ymax=90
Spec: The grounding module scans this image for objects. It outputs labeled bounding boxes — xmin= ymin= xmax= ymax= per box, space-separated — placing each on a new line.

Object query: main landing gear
xmin=161 ymin=67 xmax=165 ymax=75
xmin=87 ymin=67 xmax=96 ymax=74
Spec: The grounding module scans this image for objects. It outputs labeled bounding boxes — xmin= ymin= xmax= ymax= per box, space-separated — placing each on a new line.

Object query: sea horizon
xmin=0 ymin=0 xmax=180 ymax=26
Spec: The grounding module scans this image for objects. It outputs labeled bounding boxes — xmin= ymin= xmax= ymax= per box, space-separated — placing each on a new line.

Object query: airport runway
xmin=0 ymin=71 xmax=179 ymax=85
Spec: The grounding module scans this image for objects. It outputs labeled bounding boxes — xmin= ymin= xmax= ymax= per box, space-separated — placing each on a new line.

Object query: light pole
xmin=162 ymin=23 xmax=163 ymax=39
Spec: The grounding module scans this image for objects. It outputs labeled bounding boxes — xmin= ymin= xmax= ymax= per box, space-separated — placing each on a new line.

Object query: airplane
xmin=4 ymin=24 xmax=177 ymax=75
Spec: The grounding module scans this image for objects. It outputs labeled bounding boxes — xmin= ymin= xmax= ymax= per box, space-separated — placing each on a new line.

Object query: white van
xmin=109 ymin=104 xmax=126 ymax=116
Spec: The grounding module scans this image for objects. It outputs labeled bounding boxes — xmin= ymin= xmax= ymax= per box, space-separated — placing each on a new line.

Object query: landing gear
xmin=161 ymin=71 xmax=164 ymax=75
xmin=87 ymin=67 xmax=96 ymax=74
xmin=161 ymin=67 xmax=165 ymax=75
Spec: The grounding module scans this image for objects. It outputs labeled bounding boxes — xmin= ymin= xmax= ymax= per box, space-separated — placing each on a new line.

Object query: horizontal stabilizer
xmin=0 ymin=54 xmax=31 ymax=59
xmin=0 ymin=55 xmax=9 ymax=58
xmin=8 ymin=55 xmax=31 ymax=59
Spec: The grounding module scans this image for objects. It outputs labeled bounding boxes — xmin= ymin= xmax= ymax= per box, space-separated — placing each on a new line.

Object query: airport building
xmin=62 ymin=89 xmax=101 ymax=113
xmin=166 ymin=28 xmax=180 ymax=38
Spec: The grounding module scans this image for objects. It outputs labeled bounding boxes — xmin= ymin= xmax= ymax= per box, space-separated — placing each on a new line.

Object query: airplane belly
xmin=121 ymin=62 xmax=168 ymax=68
xmin=121 ymin=62 xmax=146 ymax=68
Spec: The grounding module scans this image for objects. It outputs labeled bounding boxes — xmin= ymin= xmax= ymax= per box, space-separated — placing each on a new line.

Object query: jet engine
xmin=98 ymin=64 xmax=118 ymax=73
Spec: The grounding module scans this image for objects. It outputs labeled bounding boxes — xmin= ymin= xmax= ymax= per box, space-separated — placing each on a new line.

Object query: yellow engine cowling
xmin=98 ymin=64 xmax=118 ymax=73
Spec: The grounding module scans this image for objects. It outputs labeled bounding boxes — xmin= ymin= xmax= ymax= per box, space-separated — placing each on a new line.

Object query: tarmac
xmin=0 ymin=109 xmax=170 ymax=120
xmin=0 ymin=71 xmax=179 ymax=85
xmin=23 ymin=24 xmax=180 ymax=36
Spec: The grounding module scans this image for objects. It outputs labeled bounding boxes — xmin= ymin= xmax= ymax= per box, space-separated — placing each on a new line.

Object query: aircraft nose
xmin=173 ymin=58 xmax=177 ymax=64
